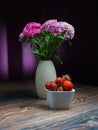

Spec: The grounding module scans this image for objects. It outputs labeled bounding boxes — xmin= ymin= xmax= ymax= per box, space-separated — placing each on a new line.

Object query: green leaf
xmin=57 ymin=35 xmax=64 ymax=40
xmin=54 ymin=53 xmax=63 ymax=64
xmin=22 ymin=37 xmax=30 ymax=44
xmin=32 ymin=50 xmax=45 ymax=58
xmin=30 ymin=38 xmax=41 ymax=49
xmin=67 ymin=39 xmax=72 ymax=46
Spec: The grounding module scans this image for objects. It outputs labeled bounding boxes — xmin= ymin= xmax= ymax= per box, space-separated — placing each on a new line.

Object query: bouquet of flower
xmin=19 ymin=19 xmax=75 ymax=63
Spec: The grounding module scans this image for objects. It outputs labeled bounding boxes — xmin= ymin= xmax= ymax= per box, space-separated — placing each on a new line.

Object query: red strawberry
xmin=55 ymin=77 xmax=63 ymax=86
xmin=50 ymin=82 xmax=58 ymax=91
xmin=57 ymin=86 xmax=64 ymax=91
xmin=45 ymin=82 xmax=51 ymax=90
xmin=62 ymin=80 xmax=74 ymax=91
xmin=48 ymin=82 xmax=58 ymax=91
xmin=45 ymin=81 xmax=58 ymax=91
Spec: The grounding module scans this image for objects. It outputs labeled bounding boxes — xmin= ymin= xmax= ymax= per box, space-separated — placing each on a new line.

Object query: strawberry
xmin=45 ymin=74 xmax=74 ymax=91
xmin=45 ymin=82 xmax=51 ymax=90
xmin=45 ymin=81 xmax=58 ymax=91
xmin=62 ymin=80 xmax=74 ymax=91
xmin=49 ymin=82 xmax=58 ymax=91
xmin=57 ymin=86 xmax=64 ymax=91
xmin=62 ymin=74 xmax=71 ymax=81
xmin=55 ymin=77 xmax=63 ymax=86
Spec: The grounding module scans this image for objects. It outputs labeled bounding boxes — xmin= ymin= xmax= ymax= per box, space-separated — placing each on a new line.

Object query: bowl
xmin=45 ymin=88 xmax=75 ymax=109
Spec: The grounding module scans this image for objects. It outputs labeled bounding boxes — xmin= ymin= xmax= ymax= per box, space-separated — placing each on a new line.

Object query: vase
xmin=35 ymin=60 xmax=57 ymax=99
xmin=45 ymin=88 xmax=75 ymax=109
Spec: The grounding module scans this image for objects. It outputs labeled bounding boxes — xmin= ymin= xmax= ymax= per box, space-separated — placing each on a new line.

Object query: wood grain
xmin=0 ymin=82 xmax=98 ymax=130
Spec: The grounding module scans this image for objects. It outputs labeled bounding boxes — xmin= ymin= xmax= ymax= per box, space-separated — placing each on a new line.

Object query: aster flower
xmin=19 ymin=19 xmax=75 ymax=63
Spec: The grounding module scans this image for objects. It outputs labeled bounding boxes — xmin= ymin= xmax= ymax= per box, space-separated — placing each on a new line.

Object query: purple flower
xmin=59 ymin=21 xmax=75 ymax=40
xmin=41 ymin=19 xmax=62 ymax=36
xmin=41 ymin=19 xmax=75 ymax=40
xmin=19 ymin=33 xmax=24 ymax=42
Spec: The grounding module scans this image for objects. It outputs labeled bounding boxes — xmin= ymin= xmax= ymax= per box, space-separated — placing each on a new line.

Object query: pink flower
xmin=19 ymin=22 xmax=41 ymax=40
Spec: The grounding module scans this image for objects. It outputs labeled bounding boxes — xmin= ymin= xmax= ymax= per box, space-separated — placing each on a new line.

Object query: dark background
xmin=0 ymin=0 xmax=97 ymax=85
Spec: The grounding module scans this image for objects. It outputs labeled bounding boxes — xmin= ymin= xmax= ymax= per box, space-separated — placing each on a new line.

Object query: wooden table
xmin=0 ymin=81 xmax=98 ymax=130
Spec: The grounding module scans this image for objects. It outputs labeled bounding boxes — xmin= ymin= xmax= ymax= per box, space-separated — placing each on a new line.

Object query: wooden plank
xmin=0 ymin=83 xmax=98 ymax=130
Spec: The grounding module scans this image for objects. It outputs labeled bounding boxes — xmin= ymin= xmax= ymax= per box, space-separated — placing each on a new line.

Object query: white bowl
xmin=45 ymin=88 xmax=75 ymax=109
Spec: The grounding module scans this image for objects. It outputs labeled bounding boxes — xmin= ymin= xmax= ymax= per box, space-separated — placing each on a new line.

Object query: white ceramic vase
xmin=35 ymin=60 xmax=57 ymax=99
xmin=45 ymin=88 xmax=75 ymax=109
